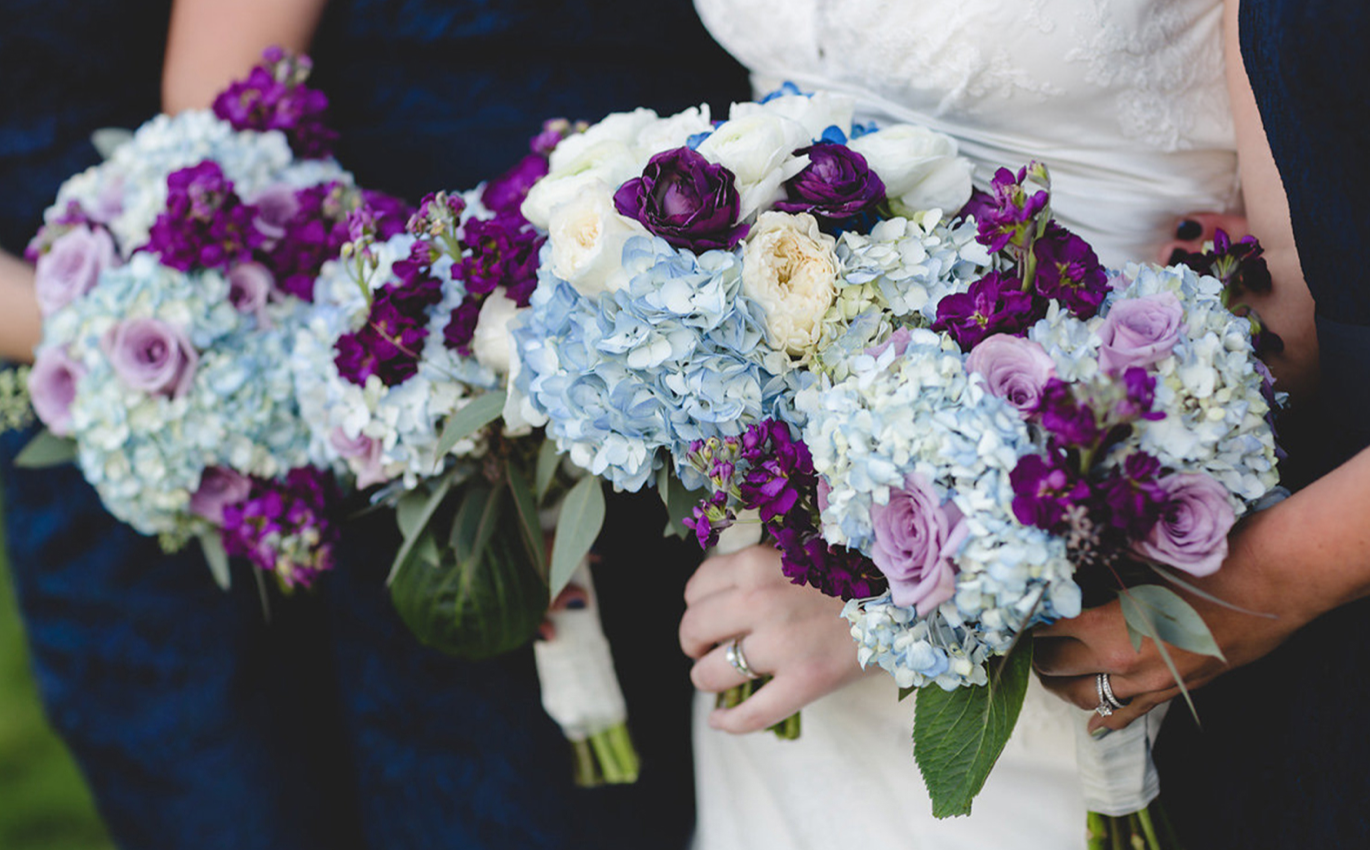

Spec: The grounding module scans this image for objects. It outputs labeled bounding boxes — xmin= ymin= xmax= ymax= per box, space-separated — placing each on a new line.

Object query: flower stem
xmin=570 ymin=722 xmax=641 ymax=787
xmin=716 ymin=678 xmax=801 ymax=740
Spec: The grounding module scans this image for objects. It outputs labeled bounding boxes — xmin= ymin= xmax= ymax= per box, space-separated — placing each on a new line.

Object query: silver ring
xmin=725 ymin=636 xmax=761 ymax=681
xmin=1095 ymin=672 xmax=1126 ymax=716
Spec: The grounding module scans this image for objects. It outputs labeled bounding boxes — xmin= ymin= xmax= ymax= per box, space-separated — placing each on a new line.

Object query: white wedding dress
xmin=690 ymin=1 xmax=1240 ymax=848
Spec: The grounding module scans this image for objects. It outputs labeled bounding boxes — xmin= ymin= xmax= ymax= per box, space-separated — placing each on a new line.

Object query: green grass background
xmin=0 ymin=493 xmax=115 ymax=850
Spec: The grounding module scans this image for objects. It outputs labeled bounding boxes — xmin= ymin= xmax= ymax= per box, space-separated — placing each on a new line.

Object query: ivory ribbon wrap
xmin=1072 ymin=701 xmax=1170 ymax=816
xmin=533 ymin=562 xmax=629 ymax=740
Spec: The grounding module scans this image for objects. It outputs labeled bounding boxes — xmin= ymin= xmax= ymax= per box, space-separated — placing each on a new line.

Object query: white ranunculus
xmin=635 ymin=105 xmax=713 ymax=158
xmin=522 ymin=139 xmax=643 ymax=229
xmin=471 ymin=291 xmax=523 ymax=376
xmin=848 ymin=125 xmax=975 ymax=214
xmin=741 ymin=212 xmax=839 ymax=357
xmin=696 ymin=113 xmax=811 ymax=220
xmin=548 ymin=108 xmax=660 ymax=172
xmin=732 ymin=91 xmax=855 ymax=141
xmin=548 ymin=183 xmax=647 ymax=298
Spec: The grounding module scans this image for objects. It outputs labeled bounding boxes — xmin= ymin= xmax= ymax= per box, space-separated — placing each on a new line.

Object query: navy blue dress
xmin=1 ymin=1 xmax=747 ymax=847
xmin=1154 ymin=2 xmax=1370 ymax=845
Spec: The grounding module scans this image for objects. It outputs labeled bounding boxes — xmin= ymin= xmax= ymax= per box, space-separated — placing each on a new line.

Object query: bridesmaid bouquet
xmin=18 ymin=49 xmax=401 ymax=589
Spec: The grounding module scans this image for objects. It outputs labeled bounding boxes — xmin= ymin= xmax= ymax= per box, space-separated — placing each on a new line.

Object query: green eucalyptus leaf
xmin=449 ymin=482 xmax=493 ymax=558
xmin=435 ymin=390 xmax=507 ymax=462
xmin=506 ymin=461 xmax=547 ymax=579
xmin=1122 ymin=584 xmax=1224 ymax=661
xmin=198 ymin=531 xmax=231 ymax=591
xmin=535 ymin=438 xmax=561 ymax=502
xmin=914 ymin=638 xmax=1033 ymax=819
xmin=395 ymin=487 xmax=432 ymax=540
xmin=1118 ymin=587 xmax=1200 ymax=721
xmin=549 ymin=476 xmax=605 ymax=599
xmin=14 ymin=431 xmax=77 ymax=468
xmin=390 ymin=508 xmax=548 ymax=661
xmin=659 ymin=468 xmax=698 ymax=540
xmin=386 ymin=471 xmax=457 ymax=585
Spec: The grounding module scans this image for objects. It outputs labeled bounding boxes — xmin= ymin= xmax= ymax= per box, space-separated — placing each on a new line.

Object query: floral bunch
xmin=20 ymin=49 xmax=387 ymax=588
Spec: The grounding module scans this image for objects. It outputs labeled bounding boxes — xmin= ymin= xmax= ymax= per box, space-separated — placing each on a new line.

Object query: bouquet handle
xmin=1075 ymin=702 xmax=1183 ymax=849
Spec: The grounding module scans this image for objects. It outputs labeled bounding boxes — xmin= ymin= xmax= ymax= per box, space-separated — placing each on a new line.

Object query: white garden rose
xmin=635 ymin=105 xmax=713 ymax=158
xmin=521 ymin=139 xmax=645 ymax=229
xmin=733 ymin=91 xmax=855 ymax=142
xmin=547 ymin=108 xmax=659 ymax=171
xmin=547 ymin=183 xmax=648 ymax=298
xmin=471 ymin=290 xmax=523 ymax=376
xmin=741 ymin=212 xmax=839 ymax=357
xmin=696 ymin=113 xmax=811 ymax=220
xmin=848 ymin=125 xmax=974 ymax=214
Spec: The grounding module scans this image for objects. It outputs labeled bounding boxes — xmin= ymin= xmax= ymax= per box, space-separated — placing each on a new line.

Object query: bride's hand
xmin=678 ymin=544 xmax=866 ymax=734
xmin=1156 ymin=212 xmax=1250 ymax=265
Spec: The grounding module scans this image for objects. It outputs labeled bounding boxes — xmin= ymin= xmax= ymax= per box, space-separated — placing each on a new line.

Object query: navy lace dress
xmin=1154 ymin=1 xmax=1370 ymax=845
xmin=1 ymin=1 xmax=747 ymax=847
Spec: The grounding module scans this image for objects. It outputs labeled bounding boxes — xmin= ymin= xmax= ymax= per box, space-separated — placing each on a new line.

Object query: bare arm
xmin=162 ymin=0 xmax=330 ymax=113
xmin=0 ymin=249 xmax=42 ymax=363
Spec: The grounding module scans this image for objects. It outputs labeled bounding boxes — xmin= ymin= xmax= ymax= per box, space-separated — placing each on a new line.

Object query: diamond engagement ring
xmin=725 ymin=636 xmax=761 ymax=681
xmin=1095 ymin=672 xmax=1127 ymax=716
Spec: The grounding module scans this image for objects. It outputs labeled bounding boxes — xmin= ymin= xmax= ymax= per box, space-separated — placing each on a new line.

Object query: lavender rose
xmin=190 ymin=467 xmax=253 ymax=524
xmin=1132 ymin=472 xmax=1235 ymax=576
xmin=868 ymin=473 xmax=968 ymax=615
xmin=103 ymin=318 xmax=198 ymax=398
xmin=34 ymin=225 xmax=118 ymax=316
xmin=330 ymin=428 xmax=387 ymax=488
xmin=227 ymin=262 xmax=274 ymax=318
xmin=613 ymin=146 xmax=749 ymax=252
xmin=864 ymin=327 xmax=915 ymax=360
xmin=249 ymin=183 xmax=301 ymax=243
xmin=1096 ymin=292 xmax=1185 ymax=374
xmin=966 ymin=334 xmax=1056 ymax=414
xmin=774 ymin=142 xmax=886 ymax=222
xmin=28 ymin=347 xmax=84 ymax=436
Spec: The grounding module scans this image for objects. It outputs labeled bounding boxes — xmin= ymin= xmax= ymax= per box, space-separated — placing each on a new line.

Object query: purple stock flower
xmin=1113 ymin=367 xmax=1165 ymax=422
xmin=407 ymin=192 xmax=467 ymax=238
xmin=736 ymin=420 xmax=816 ymax=523
xmin=102 ymin=317 xmax=198 ymax=398
xmin=1096 ymin=452 xmax=1166 ymax=539
xmin=334 ymin=272 xmax=444 ymax=387
xmin=868 ymin=473 xmax=968 ymax=615
xmin=973 ymin=165 xmax=1049 ymax=253
xmin=613 ymin=146 xmax=749 ymax=252
xmin=774 ymin=142 xmax=886 ymax=222
xmin=145 ymin=161 xmax=263 ymax=272
xmin=221 ymin=467 xmax=339 ymax=588
xmin=482 ymin=153 xmax=550 ymax=215
xmin=28 ymin=347 xmax=84 ymax=436
xmin=1032 ymin=379 xmax=1104 ymax=448
xmin=932 ymin=271 xmax=1038 ymax=349
xmin=442 ymin=299 xmax=482 ymax=357
xmin=772 ymin=525 xmax=885 ymax=601
xmin=212 ymin=49 xmax=338 ymax=158
xmin=1132 ymin=472 xmax=1235 ymax=576
xmin=1032 ymin=223 xmax=1108 ymax=319
xmin=1010 ymin=450 xmax=1091 ymax=532
xmin=683 ymin=490 xmax=734 ymax=550
xmin=455 ymin=214 xmax=543 ymax=305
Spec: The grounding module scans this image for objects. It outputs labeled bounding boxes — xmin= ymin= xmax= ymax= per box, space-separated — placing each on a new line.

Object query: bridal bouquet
xmin=19 ymin=48 xmax=402 ymax=589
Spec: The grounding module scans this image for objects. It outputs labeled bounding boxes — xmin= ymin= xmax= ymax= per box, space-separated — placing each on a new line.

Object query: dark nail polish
xmin=1176 ymin=219 xmax=1202 ymax=240
xmin=1167 ymin=248 xmax=1188 ymax=265
xmin=566 ymin=599 xmax=587 ymax=610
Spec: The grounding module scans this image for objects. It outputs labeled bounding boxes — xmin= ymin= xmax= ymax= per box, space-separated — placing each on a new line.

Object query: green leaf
xmin=14 ymin=431 xmax=77 ymax=468
xmin=506 ymin=461 xmax=548 ymax=580
xmin=1118 ymin=587 xmax=1200 ymax=722
xmin=657 ymin=467 xmax=698 ymax=540
xmin=198 ymin=531 xmax=231 ymax=591
xmin=449 ymin=482 xmax=493 ymax=558
xmin=435 ymin=391 xmax=507 ymax=463
xmin=386 ymin=471 xmax=457 ymax=585
xmin=1121 ymin=584 xmax=1225 ymax=661
xmin=390 ymin=510 xmax=549 ymax=661
xmin=91 ymin=127 xmax=133 ymax=159
xmin=395 ymin=487 xmax=432 ymax=540
xmin=898 ymin=685 xmax=916 ymax=702
xmin=548 ymin=476 xmax=605 ymax=599
xmin=535 ymin=437 xmax=561 ymax=502
xmin=914 ymin=637 xmax=1033 ymax=819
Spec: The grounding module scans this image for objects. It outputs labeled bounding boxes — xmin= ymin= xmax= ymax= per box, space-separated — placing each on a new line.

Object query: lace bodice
xmin=694 ymin=0 xmax=1239 ymax=266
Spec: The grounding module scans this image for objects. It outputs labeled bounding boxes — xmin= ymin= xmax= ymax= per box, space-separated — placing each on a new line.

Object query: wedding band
xmin=725 ymin=636 xmax=761 ymax=681
xmin=1099 ymin=672 xmax=1129 ymax=709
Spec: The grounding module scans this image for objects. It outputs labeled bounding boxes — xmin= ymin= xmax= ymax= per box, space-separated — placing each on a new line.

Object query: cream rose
xmin=731 ymin=90 xmax=855 ymax=142
xmin=471 ymin=290 xmax=523 ymax=376
xmin=848 ymin=124 xmax=974 ymax=214
xmin=741 ymin=212 xmax=839 ymax=357
xmin=696 ymin=113 xmax=811 ymax=220
xmin=521 ymin=139 xmax=644 ymax=229
xmin=548 ymin=183 xmax=647 ymax=298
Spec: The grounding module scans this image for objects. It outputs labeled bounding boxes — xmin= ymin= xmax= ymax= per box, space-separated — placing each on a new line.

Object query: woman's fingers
xmin=689 ymin=638 xmax=759 ymax=693
xmin=678 ymin=588 xmax=763 ymax=659
xmin=707 ymin=673 xmax=810 ymax=735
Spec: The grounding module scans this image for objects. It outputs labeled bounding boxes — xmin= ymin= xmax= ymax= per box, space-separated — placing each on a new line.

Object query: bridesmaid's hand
xmin=1155 ymin=212 xmax=1250 ymax=265
xmin=678 ymin=544 xmax=867 ymax=734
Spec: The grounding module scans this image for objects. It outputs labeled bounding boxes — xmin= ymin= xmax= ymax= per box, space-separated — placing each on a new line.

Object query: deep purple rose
xmin=868 ymin=473 xmax=968 ymax=615
xmin=34 ymin=225 xmax=118 ymax=316
xmin=190 ymin=467 xmax=253 ymax=524
xmin=103 ymin=318 xmax=198 ymax=398
xmin=28 ymin=347 xmax=84 ymax=436
xmin=613 ymin=146 xmax=749 ymax=252
xmin=1131 ymin=473 xmax=1235 ymax=576
xmin=932 ymin=272 xmax=1038 ymax=350
xmin=1096 ymin=292 xmax=1185 ymax=374
xmin=774 ymin=142 xmax=886 ymax=222
xmin=966 ymin=334 xmax=1056 ymax=414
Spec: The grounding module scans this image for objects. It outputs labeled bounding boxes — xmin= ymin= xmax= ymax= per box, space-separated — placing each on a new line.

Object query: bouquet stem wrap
xmin=533 ymin=562 xmax=639 ymax=785
xmin=1075 ymin=703 xmax=1180 ymax=849
xmin=709 ymin=514 xmax=800 ymax=740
